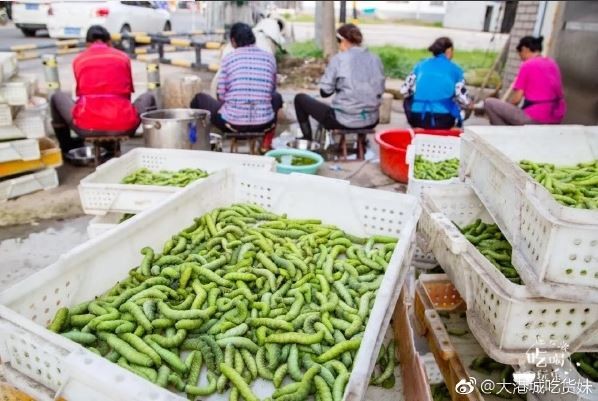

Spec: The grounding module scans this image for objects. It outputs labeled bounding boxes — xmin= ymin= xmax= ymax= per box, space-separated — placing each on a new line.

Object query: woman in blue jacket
xmin=400 ymin=37 xmax=472 ymax=129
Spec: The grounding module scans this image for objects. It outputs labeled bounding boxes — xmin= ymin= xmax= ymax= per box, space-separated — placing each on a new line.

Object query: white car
xmin=12 ymin=0 xmax=51 ymax=37
xmin=47 ymin=1 xmax=171 ymax=39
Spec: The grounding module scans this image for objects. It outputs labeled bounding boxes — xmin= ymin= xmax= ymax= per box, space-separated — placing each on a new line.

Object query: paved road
xmin=0 ymin=10 xmax=205 ymax=48
xmin=292 ymin=21 xmax=507 ymax=51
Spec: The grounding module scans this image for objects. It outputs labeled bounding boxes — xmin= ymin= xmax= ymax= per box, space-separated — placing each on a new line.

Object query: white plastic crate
xmin=0 ymin=52 xmax=18 ymax=83
xmin=413 ymin=236 xmax=438 ymax=270
xmin=14 ymin=109 xmax=46 ymax=138
xmin=0 ymin=103 xmax=12 ymax=127
xmin=0 ymin=139 xmax=40 ymax=163
xmin=406 ymin=134 xmax=461 ymax=198
xmin=419 ymin=183 xmax=598 ymax=365
xmin=0 ymin=169 xmax=420 ymax=401
xmin=461 ymin=125 xmax=598 ymax=303
xmin=0 ymin=168 xmax=58 ymax=201
xmin=0 ymin=75 xmax=34 ymax=106
xmin=87 ymin=213 xmax=130 ymax=238
xmin=78 ymin=147 xmax=277 ymax=215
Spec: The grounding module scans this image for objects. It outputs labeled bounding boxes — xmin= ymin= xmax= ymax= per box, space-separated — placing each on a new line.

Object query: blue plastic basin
xmin=265 ymin=148 xmax=324 ymax=175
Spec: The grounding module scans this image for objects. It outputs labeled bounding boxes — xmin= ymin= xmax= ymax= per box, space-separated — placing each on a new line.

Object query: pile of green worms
xmin=572 ymin=353 xmax=598 ymax=382
xmin=469 ymin=356 xmax=517 ymax=398
xmin=48 ymin=203 xmax=398 ymax=401
xmin=520 ymin=160 xmax=598 ymax=209
xmin=459 ymin=220 xmax=522 ymax=285
xmin=121 ymin=168 xmax=209 ymax=187
xmin=275 ymin=156 xmax=317 ymax=167
xmin=119 ymin=213 xmax=136 ymax=223
xmin=369 ymin=340 xmax=396 ymax=388
xmin=430 ymin=383 xmax=450 ymax=401
xmin=413 ymin=156 xmax=459 ymax=181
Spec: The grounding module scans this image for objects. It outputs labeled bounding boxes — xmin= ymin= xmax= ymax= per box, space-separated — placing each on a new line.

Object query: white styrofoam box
xmin=406 ymin=134 xmax=461 ymax=198
xmin=0 ymin=169 xmax=420 ymax=401
xmin=87 ymin=213 xmax=129 ymax=238
xmin=461 ymin=125 xmax=598 ymax=302
xmin=0 ymin=125 xmax=24 ymax=141
xmin=0 ymin=168 xmax=58 ymax=201
xmin=420 ymin=183 xmax=598 ymax=365
xmin=0 ymin=138 xmax=40 ymax=163
xmin=78 ymin=147 xmax=277 ymax=215
xmin=14 ymin=109 xmax=46 ymax=138
xmin=0 ymin=75 xmax=34 ymax=106
xmin=0 ymin=52 xmax=18 ymax=83
xmin=0 ymin=102 xmax=12 ymax=127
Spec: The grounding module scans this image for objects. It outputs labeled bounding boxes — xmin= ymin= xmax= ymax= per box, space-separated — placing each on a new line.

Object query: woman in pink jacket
xmin=485 ymin=36 xmax=566 ymax=125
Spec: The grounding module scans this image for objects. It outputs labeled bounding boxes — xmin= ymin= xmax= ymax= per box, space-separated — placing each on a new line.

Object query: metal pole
xmin=194 ymin=46 xmax=202 ymax=66
xmin=146 ymin=61 xmax=161 ymax=108
xmin=352 ymin=0 xmax=357 ymax=21
xmin=42 ymin=54 xmax=60 ymax=95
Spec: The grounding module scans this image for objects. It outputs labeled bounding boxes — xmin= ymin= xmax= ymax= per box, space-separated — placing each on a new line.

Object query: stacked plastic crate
xmin=417 ymin=125 xmax=598 ymax=401
xmin=406 ymin=134 xmax=461 ymax=270
xmin=0 ymin=52 xmax=62 ymax=201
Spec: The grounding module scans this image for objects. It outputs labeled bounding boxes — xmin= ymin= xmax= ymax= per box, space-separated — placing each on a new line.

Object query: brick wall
xmin=502 ymin=1 xmax=540 ymax=92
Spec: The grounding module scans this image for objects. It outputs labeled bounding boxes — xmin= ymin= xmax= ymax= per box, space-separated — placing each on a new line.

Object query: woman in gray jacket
xmin=294 ymin=24 xmax=385 ymax=140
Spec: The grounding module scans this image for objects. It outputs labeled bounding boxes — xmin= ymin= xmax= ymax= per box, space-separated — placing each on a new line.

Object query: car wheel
xmin=163 ymin=21 xmax=171 ymax=33
xmin=21 ymin=27 xmax=37 ymax=37
xmin=119 ymin=24 xmax=133 ymax=52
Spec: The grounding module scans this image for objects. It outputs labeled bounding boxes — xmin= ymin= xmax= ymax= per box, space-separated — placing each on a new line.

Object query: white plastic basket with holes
xmin=78 ymin=148 xmax=277 ymax=215
xmin=0 ymin=168 xmax=58 ymax=202
xmin=0 ymin=102 xmax=12 ymax=127
xmin=406 ymin=134 xmax=461 ymax=199
xmin=14 ymin=109 xmax=46 ymax=138
xmin=0 ymin=52 xmax=18 ymax=83
xmin=0 ymin=139 xmax=40 ymax=164
xmin=421 ymin=353 xmax=443 ymax=384
xmin=87 ymin=213 xmax=132 ymax=238
xmin=413 ymin=235 xmax=438 ymax=270
xmin=0 ymin=169 xmax=420 ymax=401
xmin=420 ymin=183 xmax=598 ymax=365
xmin=461 ymin=125 xmax=598 ymax=303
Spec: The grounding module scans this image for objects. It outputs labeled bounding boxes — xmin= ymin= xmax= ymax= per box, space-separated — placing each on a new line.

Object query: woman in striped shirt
xmin=190 ymin=23 xmax=283 ymax=149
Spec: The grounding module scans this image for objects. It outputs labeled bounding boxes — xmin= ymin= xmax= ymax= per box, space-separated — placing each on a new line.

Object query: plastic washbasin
xmin=265 ymin=148 xmax=324 ymax=175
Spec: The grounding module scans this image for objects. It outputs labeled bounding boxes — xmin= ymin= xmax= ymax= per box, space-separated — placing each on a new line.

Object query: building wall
xmin=552 ymin=1 xmax=598 ymax=124
xmin=443 ymin=1 xmax=501 ymax=31
xmin=502 ymin=1 xmax=540 ymax=90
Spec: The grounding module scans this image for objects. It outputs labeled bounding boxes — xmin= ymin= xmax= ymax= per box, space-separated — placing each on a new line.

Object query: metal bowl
xmin=65 ymin=146 xmax=108 ymax=166
xmin=287 ymin=139 xmax=321 ymax=151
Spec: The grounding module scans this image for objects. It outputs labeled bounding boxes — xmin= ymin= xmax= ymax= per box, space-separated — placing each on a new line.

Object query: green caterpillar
xmin=49 ymin=204 xmax=399 ymax=401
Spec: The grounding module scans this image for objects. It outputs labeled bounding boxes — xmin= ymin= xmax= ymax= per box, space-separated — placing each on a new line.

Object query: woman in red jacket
xmin=50 ymin=25 xmax=155 ymax=152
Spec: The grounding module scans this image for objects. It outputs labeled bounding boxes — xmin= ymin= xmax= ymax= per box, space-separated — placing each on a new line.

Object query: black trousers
xmin=50 ymin=91 xmax=156 ymax=152
xmin=294 ymin=93 xmax=377 ymax=140
xmin=403 ymin=96 xmax=457 ymax=129
xmin=190 ymin=92 xmax=283 ymax=133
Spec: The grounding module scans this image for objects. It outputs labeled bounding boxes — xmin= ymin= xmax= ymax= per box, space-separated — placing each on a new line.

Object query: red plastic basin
xmin=375 ymin=128 xmax=463 ymax=183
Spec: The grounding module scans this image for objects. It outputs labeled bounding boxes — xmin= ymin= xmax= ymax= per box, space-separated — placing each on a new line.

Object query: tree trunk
xmin=315 ymin=1 xmax=323 ymax=47
xmin=321 ymin=1 xmax=337 ymax=58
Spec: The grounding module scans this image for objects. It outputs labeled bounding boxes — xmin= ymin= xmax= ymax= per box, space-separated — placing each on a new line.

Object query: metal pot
xmin=141 ymin=108 xmax=211 ymax=150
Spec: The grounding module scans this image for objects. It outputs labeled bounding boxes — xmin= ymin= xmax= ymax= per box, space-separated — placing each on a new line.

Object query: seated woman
xmin=294 ymin=24 xmax=385 ymax=140
xmin=485 ymin=36 xmax=566 ymax=125
xmin=400 ymin=37 xmax=471 ymax=129
xmin=190 ymin=22 xmax=282 ymax=151
xmin=50 ymin=25 xmax=156 ymax=153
